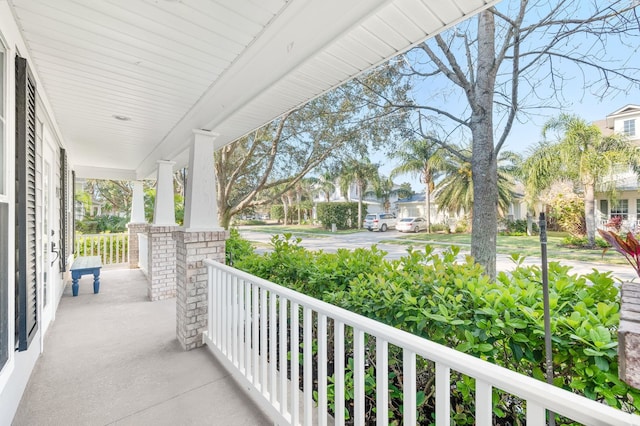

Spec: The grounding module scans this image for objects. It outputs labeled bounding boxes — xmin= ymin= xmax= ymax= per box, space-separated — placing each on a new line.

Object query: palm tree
xmin=366 ymin=175 xmax=394 ymax=212
xmin=435 ymin=144 xmax=517 ymax=224
xmin=294 ymin=177 xmax=318 ymax=224
xmin=521 ymin=113 xmax=640 ymax=246
xmin=316 ymin=171 xmax=336 ymax=202
xmin=390 ymin=139 xmax=446 ymax=233
xmin=338 ymin=159 xmax=380 ymax=228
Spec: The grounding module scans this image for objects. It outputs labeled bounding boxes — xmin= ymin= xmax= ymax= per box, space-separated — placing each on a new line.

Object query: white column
xmin=183 ymin=129 xmax=221 ymax=230
xmin=153 ymin=160 xmax=177 ymax=226
xmin=130 ymin=180 xmax=146 ymax=223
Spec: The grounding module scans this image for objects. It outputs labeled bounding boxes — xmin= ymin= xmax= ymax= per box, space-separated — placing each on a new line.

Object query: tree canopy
xmin=214 ymin=67 xmax=409 ymax=229
xmin=360 ymin=0 xmax=640 ymax=278
xmin=522 ymin=113 xmax=640 ymax=245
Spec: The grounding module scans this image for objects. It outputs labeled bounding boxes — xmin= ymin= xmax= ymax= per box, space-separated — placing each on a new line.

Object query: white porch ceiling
xmin=9 ymin=0 xmax=500 ymax=180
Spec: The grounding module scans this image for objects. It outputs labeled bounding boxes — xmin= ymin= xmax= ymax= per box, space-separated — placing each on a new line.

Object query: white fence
xmin=74 ymin=233 xmax=129 ymax=265
xmin=203 ymin=259 xmax=640 ymax=426
xmin=138 ymin=233 xmax=148 ymax=276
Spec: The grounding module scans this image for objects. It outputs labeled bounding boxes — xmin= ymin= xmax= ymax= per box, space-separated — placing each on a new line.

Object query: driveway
xmin=239 ymin=228 xmax=638 ymax=283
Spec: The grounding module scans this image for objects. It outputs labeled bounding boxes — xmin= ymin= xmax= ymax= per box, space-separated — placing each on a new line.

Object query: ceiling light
xmin=113 ymin=114 xmax=131 ymax=121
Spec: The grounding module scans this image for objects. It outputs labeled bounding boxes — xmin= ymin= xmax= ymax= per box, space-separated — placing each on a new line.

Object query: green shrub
xmin=235 ymin=219 xmax=266 ymax=226
xmin=501 ymin=218 xmax=539 ymax=235
xmin=548 ymin=196 xmax=586 ymax=236
xmin=270 ymin=205 xmax=284 ymax=221
xmin=233 ymin=239 xmax=638 ymax=424
xmin=429 ymin=223 xmax=448 ymax=232
xmin=562 ymin=235 xmax=610 ymax=249
xmin=225 ymin=228 xmax=254 ymax=265
xmin=76 ymin=215 xmax=129 ymax=233
xmin=315 ymin=202 xmax=364 ymax=229
xmin=455 ymin=223 xmax=468 ymax=233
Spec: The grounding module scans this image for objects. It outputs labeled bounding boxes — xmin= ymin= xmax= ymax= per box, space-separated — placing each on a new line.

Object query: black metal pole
xmin=539 ymin=212 xmax=555 ymax=426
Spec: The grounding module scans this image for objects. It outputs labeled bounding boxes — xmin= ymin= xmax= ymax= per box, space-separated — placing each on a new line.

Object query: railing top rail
xmin=204 ymin=259 xmax=640 ymax=426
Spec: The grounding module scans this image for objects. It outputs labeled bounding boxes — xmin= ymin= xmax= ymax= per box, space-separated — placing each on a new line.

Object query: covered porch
xmin=4 ymin=0 xmax=640 ymax=424
xmin=12 ymin=267 xmax=270 ymax=425
xmin=13 ymin=262 xmax=640 ymax=425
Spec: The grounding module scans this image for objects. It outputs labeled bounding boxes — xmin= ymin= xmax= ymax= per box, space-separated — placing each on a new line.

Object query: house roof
xmin=605 ymin=104 xmax=640 ymax=129
xmin=7 ymin=0 xmax=499 ymax=180
xmin=608 ymin=104 xmax=640 ymax=118
xmin=397 ymin=193 xmax=428 ymax=204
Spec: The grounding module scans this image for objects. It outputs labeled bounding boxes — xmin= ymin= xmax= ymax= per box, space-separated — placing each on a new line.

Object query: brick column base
xmin=147 ymin=225 xmax=178 ymax=301
xmin=127 ymin=222 xmax=148 ymax=269
xmin=174 ymin=229 xmax=228 ymax=350
xmin=619 ymin=283 xmax=640 ymax=389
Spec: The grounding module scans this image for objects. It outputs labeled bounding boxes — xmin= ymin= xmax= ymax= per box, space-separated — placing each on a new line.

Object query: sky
xmin=379 ymin=94 xmax=639 ymax=192
xmin=377 ymin=0 xmax=640 ymax=193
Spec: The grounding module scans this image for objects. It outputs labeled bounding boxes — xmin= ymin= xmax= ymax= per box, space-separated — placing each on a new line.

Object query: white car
xmin=396 ymin=217 xmax=426 ymax=233
xmin=363 ymin=213 xmax=397 ymax=232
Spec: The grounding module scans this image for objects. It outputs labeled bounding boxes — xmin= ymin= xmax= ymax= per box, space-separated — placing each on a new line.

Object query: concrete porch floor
xmin=12 ymin=267 xmax=271 ymax=426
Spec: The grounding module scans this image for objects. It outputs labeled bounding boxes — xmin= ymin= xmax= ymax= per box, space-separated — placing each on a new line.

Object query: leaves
xmin=235 ymin=239 xmax=639 ymax=423
xmin=598 ymin=229 xmax=640 ymax=278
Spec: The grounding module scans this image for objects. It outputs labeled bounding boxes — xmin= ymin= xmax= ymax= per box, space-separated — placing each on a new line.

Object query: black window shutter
xmin=15 ymin=55 xmax=37 ymax=351
xmin=60 ymin=148 xmax=67 ymax=271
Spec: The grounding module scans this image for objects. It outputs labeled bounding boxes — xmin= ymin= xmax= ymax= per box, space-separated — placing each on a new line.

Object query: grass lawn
xmin=384 ymin=232 xmax=628 ymax=266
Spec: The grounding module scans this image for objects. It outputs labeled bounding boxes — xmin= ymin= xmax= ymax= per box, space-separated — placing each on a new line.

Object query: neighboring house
xmin=74 ymin=178 xmax=106 ymax=220
xmin=396 ymin=193 xmax=450 ymax=222
xmin=312 ymin=180 xmax=405 ymax=214
xmin=506 ymin=183 xmax=529 ymax=222
xmin=594 ymin=105 xmax=640 ymax=230
xmin=396 ymin=191 xmax=527 ymax=225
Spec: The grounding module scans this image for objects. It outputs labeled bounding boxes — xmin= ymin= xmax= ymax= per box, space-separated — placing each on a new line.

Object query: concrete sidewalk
xmin=13 ymin=268 xmax=270 ymax=426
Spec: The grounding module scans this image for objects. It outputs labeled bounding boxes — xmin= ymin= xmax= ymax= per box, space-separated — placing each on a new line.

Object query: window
xmin=610 ymin=199 xmax=628 ymax=220
xmin=600 ymin=199 xmax=608 ymax=221
xmin=624 ymin=119 xmax=636 ymax=137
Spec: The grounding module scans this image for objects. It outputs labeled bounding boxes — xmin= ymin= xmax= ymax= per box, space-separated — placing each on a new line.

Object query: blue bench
xmin=70 ymin=256 xmax=102 ymax=297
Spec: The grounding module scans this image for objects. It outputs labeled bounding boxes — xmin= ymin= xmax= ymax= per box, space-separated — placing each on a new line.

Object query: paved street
xmin=239 ymin=228 xmax=639 ymax=283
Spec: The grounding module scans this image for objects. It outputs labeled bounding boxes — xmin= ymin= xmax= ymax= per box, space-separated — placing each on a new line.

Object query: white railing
xmin=203 ymin=260 xmax=640 ymax=426
xmin=74 ymin=233 xmax=129 ymax=265
xmin=138 ymin=233 xmax=148 ymax=275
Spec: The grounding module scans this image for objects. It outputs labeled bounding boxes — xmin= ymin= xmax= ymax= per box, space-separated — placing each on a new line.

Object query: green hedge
xmin=316 ymin=202 xmax=364 ymax=229
xmin=76 ymin=215 xmax=128 ymax=233
xmin=234 ymin=234 xmax=639 ymax=424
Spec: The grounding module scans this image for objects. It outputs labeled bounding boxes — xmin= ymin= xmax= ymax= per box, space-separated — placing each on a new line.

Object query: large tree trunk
xmin=220 ymin=211 xmax=232 ymax=230
xmin=282 ymin=196 xmax=289 ymax=225
xmin=584 ymin=182 xmax=596 ymax=247
xmin=470 ymin=10 xmax=499 ymax=280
